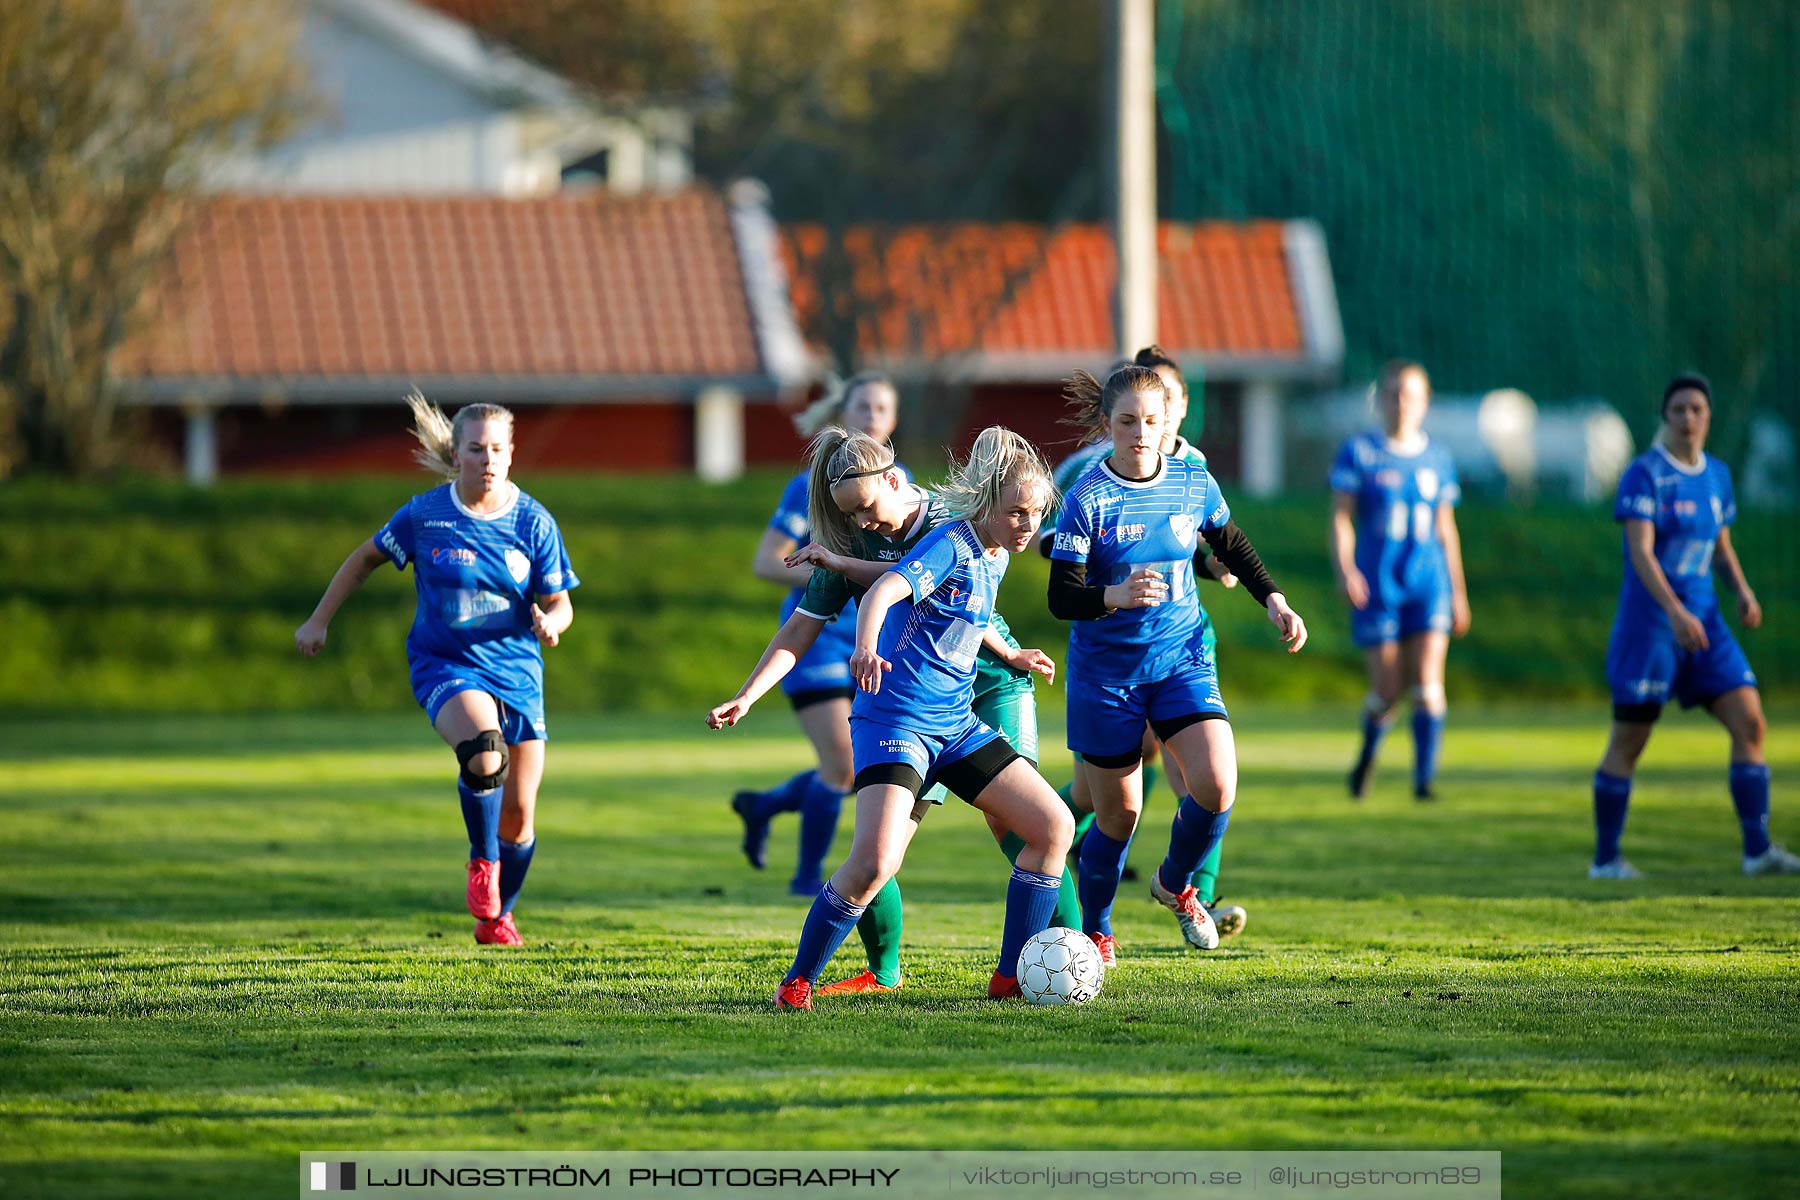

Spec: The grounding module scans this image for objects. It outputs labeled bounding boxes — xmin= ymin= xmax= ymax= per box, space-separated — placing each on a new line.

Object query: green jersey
xmin=795 ymin=487 xmax=1027 ymax=691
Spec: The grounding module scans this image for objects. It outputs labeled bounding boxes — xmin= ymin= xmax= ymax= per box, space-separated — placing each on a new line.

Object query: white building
xmin=210 ymin=0 xmax=693 ymax=196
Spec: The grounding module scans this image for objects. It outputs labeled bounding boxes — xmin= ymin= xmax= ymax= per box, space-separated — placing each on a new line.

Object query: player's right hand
xmin=707 ymin=698 xmax=751 ymax=728
xmin=1673 ymin=607 xmax=1709 ymax=651
xmin=850 ymin=647 xmax=892 ymax=693
xmin=1340 ymin=568 xmax=1370 ymax=610
xmin=784 ymin=542 xmax=840 ymax=573
xmin=1104 ymin=567 xmax=1168 ymax=611
xmin=295 ymin=619 xmax=328 ymax=657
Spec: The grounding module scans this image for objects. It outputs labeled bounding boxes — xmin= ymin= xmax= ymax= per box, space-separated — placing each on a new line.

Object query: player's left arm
xmin=1436 ymin=502 xmax=1472 ymax=636
xmin=1712 ymin=527 xmax=1761 ymax=629
xmin=531 ymin=590 xmax=572 ymax=647
xmin=1196 ymin=477 xmax=1306 ymax=652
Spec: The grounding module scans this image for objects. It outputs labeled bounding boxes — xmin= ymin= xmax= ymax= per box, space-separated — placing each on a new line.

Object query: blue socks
xmin=1158 ymin=797 xmax=1230 ymax=895
xmin=498 ymin=837 xmax=535 ymax=915
xmin=998 ymin=867 xmax=1064 ymax=977
xmin=458 ymin=779 xmax=502 ymax=862
xmin=1412 ymin=709 xmax=1445 ymax=793
xmin=754 ymin=769 xmax=817 ymax=820
xmin=786 ymin=881 xmax=867 ymax=984
xmin=1354 ymin=711 xmax=1391 ymax=779
xmin=1729 ymin=763 xmax=1772 ymax=858
xmin=793 ymin=774 xmax=849 ymax=893
xmin=1076 ymin=826 xmax=1132 ymax=936
xmin=1592 ymin=770 xmax=1631 ymax=865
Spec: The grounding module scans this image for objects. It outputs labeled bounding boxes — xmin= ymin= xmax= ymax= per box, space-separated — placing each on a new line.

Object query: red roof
xmin=118 ymin=190 xmax=763 ymax=386
xmin=781 ymin=220 xmax=1315 ymax=372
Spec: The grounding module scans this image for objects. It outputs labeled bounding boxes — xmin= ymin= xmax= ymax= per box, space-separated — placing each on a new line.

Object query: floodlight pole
xmin=1111 ymin=0 xmax=1157 ymax=357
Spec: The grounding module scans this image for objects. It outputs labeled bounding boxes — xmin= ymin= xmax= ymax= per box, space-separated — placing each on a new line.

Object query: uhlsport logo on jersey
xmin=505 ymin=548 xmax=531 ymax=584
xmin=309 ymin=1161 xmax=356 ymax=1191
xmin=1168 ymin=513 xmax=1195 ymax=546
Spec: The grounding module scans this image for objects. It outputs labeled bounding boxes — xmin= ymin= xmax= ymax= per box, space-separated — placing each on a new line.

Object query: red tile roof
xmin=117 ymin=190 xmax=764 ymax=387
xmin=781 ymin=220 xmax=1312 ymax=373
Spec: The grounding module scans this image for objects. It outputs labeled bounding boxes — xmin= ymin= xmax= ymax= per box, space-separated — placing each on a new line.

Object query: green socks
xmin=854 ymin=877 xmax=905 ymax=986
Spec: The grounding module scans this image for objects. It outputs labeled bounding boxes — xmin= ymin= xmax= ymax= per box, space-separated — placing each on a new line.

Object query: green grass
xmin=5 ymin=705 xmax=1799 ymax=1199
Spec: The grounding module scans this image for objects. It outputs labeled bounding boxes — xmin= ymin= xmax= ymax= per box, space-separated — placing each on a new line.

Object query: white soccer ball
xmin=1016 ymin=926 xmax=1105 ymax=1006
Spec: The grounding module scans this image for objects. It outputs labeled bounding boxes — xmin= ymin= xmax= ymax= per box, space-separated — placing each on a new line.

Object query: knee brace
xmin=456 ymin=729 xmax=508 ymax=791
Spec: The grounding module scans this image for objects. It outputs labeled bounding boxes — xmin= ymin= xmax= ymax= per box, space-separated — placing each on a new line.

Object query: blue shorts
xmin=1353 ymin=576 xmax=1452 ymax=647
xmin=1066 ymin=653 xmax=1228 ymax=763
xmin=413 ymin=658 xmax=546 ymax=743
xmin=1607 ymin=607 xmax=1757 ymax=715
xmin=850 ymin=711 xmax=1006 ymax=800
xmin=780 ymin=593 xmax=855 ymax=698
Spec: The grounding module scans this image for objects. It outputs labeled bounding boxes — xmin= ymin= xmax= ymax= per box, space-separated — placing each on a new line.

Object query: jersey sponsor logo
xmin=1054 ymin=531 xmax=1090 ymax=556
xmin=1169 ymin=513 xmax=1195 ymax=546
xmin=1672 ymin=499 xmax=1698 ymax=517
xmin=1417 ymin=469 xmax=1440 ymax=501
xmin=505 ymin=548 xmax=531 ymax=584
xmin=1098 ymin=523 xmax=1147 ymax=544
xmin=378 ymin=528 xmax=407 ymax=566
xmin=1376 ymin=468 xmax=1403 ymax=488
xmin=542 ymin=570 xmax=565 ymax=589
xmin=1626 ymin=495 xmax=1656 ymax=518
xmin=444 ymin=590 xmax=513 ymax=627
xmin=423 ymin=519 xmax=457 ymax=529
xmin=432 ymin=547 xmax=477 ymax=566
xmin=878 ymin=547 xmax=902 ymax=560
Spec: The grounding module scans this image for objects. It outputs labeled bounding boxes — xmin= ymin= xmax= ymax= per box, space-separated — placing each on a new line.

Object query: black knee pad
xmin=456 ymin=730 xmax=508 ymax=791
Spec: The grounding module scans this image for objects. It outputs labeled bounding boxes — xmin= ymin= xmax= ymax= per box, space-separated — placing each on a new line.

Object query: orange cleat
xmin=1088 ymin=931 xmax=1117 ymax=969
xmin=466 ymin=858 xmax=501 ymax=919
xmin=773 ymin=977 xmax=814 ymax=1011
xmin=987 ymin=971 xmax=1022 ymax=999
xmin=474 ymin=912 xmax=522 ymax=945
xmin=816 ymin=970 xmax=902 ymax=996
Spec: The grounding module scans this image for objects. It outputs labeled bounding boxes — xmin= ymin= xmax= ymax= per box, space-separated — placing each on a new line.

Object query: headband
xmin=829 ymin=459 xmax=896 ymax=486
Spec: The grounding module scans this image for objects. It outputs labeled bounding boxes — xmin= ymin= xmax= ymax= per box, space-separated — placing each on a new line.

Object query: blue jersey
xmin=1330 ymin=433 xmax=1461 ymax=595
xmin=1051 ymin=455 xmax=1231 ymax=685
xmin=1613 ymin=445 xmax=1737 ymax=627
xmin=855 ymin=520 xmax=1008 ymax=736
xmin=374 ymin=483 xmax=579 ymax=712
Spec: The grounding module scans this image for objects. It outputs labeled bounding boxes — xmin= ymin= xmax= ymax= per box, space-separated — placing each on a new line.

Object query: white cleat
xmin=1204 ymin=901 xmax=1248 ymax=940
xmin=1149 ymin=873 xmax=1220 ymax=950
xmin=1742 ymin=844 xmax=1800 ymax=876
xmin=1587 ymin=857 xmax=1644 ymax=880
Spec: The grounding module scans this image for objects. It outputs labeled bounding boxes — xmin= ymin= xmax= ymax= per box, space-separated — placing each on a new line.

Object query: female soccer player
xmin=709 ymin=426 xmax=1076 ymax=997
xmin=767 ymin=427 xmax=1073 ymax=1009
xmin=732 ymin=373 xmax=901 ymax=896
xmin=295 ymin=393 xmax=578 ymax=946
xmin=1049 ymin=366 xmax=1305 ymax=963
xmin=1330 ymin=360 xmax=1471 ymax=801
xmin=1039 ymin=348 xmax=1246 ymax=943
xmin=1589 ymin=372 xmax=1798 ymax=878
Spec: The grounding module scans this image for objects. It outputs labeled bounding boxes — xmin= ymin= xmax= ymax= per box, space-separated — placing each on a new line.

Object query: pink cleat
xmin=1088 ymin=932 xmax=1117 ymax=969
xmin=466 ymin=858 xmax=501 ymax=919
xmin=816 ymin=970 xmax=902 ymax=996
xmin=474 ymin=912 xmax=522 ymax=945
xmin=773 ymin=977 xmax=814 ymax=1011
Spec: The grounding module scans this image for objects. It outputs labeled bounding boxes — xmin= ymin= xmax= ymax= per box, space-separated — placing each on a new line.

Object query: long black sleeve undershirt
xmin=1203 ymin=520 xmax=1280 ymax=606
xmin=1048 ymin=521 xmax=1280 ymax=622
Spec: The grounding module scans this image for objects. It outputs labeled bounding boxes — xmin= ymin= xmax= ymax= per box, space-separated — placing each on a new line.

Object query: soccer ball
xmin=1016 ymin=926 xmax=1104 ymax=1006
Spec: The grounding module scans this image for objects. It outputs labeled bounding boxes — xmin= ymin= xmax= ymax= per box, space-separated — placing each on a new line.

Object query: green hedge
xmin=3 ymin=472 xmax=1793 ymax=714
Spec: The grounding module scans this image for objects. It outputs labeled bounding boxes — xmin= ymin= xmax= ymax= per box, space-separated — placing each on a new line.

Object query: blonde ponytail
xmin=405 ymin=390 xmax=515 ymax=479
xmin=793 ymin=371 xmax=897 ymax=438
xmin=937 ymin=426 xmax=1056 ymax=527
xmin=805 ymin=425 xmax=897 ymax=556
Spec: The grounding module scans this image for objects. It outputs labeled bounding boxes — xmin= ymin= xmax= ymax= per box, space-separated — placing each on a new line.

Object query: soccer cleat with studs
xmin=1587 ymin=857 xmax=1644 ymax=880
xmin=773 ymin=977 xmax=814 ymax=1011
xmin=466 ymin=857 xmax=501 ymax=919
xmin=1742 ymin=843 xmax=1800 ymax=876
xmin=1149 ymin=872 xmax=1220 ymax=950
xmin=986 ymin=971 xmax=1023 ymax=999
xmin=474 ymin=912 xmax=522 ymax=945
xmin=816 ymin=970 xmax=902 ymax=996
xmin=1087 ymin=932 xmax=1117 ymax=969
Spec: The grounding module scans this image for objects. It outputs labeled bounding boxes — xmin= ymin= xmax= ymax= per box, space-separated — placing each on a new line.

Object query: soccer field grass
xmin=5 ymin=706 xmax=1797 ymax=1199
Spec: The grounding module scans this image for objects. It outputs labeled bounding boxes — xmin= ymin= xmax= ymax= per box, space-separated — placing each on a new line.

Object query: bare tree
xmin=0 ymin=0 xmax=310 ymax=475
